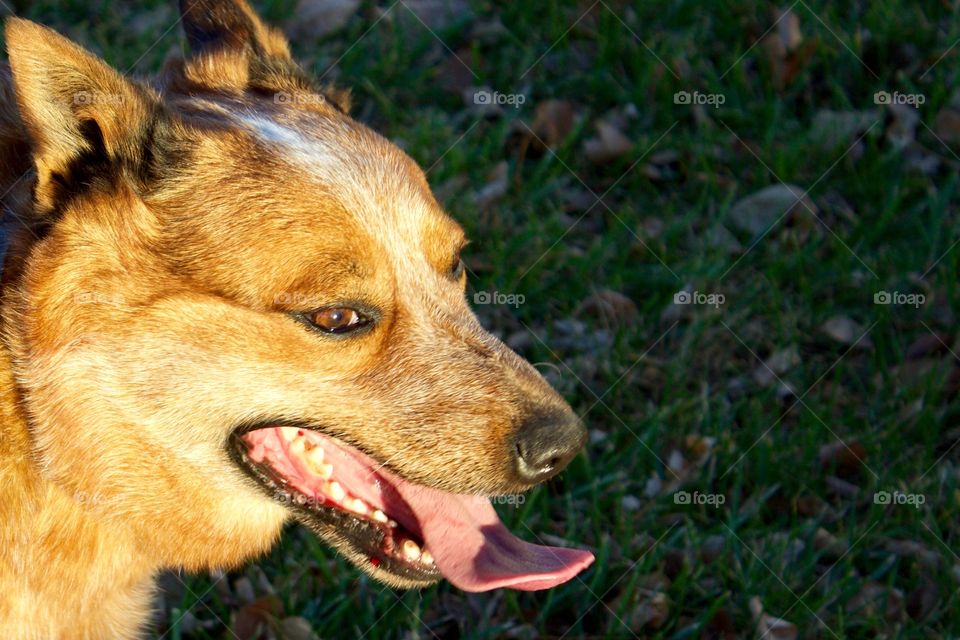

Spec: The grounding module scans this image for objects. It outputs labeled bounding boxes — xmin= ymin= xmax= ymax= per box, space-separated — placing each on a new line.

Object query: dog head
xmin=2 ymin=0 xmax=592 ymax=590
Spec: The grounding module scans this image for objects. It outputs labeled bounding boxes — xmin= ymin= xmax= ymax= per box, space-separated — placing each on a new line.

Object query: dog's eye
xmin=307 ymin=307 xmax=367 ymax=334
xmin=450 ymin=254 xmax=465 ymax=279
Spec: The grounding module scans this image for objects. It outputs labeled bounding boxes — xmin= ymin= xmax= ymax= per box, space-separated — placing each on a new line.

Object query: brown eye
xmin=451 ymin=253 xmax=465 ymax=279
xmin=307 ymin=307 xmax=367 ymax=334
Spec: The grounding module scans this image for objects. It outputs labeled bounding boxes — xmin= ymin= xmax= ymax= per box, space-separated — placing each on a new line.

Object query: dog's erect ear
xmin=179 ymin=0 xmax=292 ymax=60
xmin=5 ymin=19 xmax=160 ymax=212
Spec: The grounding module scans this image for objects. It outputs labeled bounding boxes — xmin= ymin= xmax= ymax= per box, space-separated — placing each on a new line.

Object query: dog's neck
xmin=0 ymin=295 xmax=156 ymax=638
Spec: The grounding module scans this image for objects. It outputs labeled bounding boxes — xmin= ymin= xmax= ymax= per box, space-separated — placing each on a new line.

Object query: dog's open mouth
xmin=230 ymin=425 xmax=594 ymax=591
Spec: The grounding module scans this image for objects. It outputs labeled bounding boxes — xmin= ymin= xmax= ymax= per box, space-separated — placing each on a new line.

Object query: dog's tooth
xmin=280 ymin=427 xmax=299 ymax=442
xmin=420 ymin=550 xmax=434 ymax=565
xmin=349 ymin=498 xmax=368 ymax=515
xmin=328 ymin=481 xmax=346 ymax=502
xmin=289 ymin=438 xmax=306 ymax=456
xmin=388 ymin=519 xmax=398 ymax=528
xmin=401 ymin=539 xmax=421 ymax=562
xmin=306 ymin=446 xmax=324 ymax=461
xmin=372 ymin=509 xmax=388 ymax=523
xmin=316 ymin=463 xmax=333 ymax=479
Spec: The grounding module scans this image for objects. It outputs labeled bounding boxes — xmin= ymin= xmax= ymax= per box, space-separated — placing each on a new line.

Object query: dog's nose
xmin=513 ymin=407 xmax=586 ymax=484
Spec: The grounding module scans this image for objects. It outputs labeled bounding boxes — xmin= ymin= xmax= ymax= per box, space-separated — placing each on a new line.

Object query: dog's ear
xmin=171 ymin=0 xmax=350 ymax=112
xmin=179 ymin=0 xmax=292 ymax=60
xmin=5 ymin=18 xmax=161 ymax=212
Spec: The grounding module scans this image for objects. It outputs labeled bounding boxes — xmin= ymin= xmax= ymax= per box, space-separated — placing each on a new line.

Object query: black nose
xmin=513 ymin=407 xmax=586 ymax=484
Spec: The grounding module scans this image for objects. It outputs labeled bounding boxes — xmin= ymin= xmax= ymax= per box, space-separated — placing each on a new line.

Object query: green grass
xmin=13 ymin=0 xmax=960 ymax=637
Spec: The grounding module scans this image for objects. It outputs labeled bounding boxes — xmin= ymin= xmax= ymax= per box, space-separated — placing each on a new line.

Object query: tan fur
xmin=0 ymin=3 xmax=582 ymax=638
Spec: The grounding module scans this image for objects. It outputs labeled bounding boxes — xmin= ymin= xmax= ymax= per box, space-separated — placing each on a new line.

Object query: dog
xmin=0 ymin=1 xmax=594 ymax=637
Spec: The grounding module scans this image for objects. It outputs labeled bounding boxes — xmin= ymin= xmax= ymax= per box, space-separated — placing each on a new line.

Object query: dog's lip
xmin=229 ymin=422 xmax=595 ymax=592
xmin=228 ymin=425 xmax=442 ymax=584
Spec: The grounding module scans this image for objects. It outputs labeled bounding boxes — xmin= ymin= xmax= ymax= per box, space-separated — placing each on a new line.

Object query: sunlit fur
xmin=0 ymin=2 xmax=581 ymax=638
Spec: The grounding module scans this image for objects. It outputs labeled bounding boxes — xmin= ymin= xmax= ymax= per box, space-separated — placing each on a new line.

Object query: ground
xmin=9 ymin=0 xmax=960 ymax=638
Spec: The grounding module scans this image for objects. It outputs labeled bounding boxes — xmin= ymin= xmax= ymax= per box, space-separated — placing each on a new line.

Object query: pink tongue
xmin=388 ymin=476 xmax=595 ymax=592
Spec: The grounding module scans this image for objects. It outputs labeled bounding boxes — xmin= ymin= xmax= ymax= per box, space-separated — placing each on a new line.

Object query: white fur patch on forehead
xmin=237 ymin=113 xmax=338 ymax=170
xmin=233 ymin=111 xmax=442 ymax=278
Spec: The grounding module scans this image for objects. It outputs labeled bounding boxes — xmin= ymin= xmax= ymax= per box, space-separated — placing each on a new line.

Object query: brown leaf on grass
xmin=576 ymin=289 xmax=639 ymax=327
xmin=703 ymin=608 xmax=739 ymax=639
xmin=753 ymin=346 xmax=800 ymax=387
xmin=473 ymin=161 xmax=509 ymax=207
xmin=439 ymin=50 xmax=477 ymax=95
xmin=624 ymin=591 xmax=670 ymax=631
xmin=279 ymin=616 xmax=317 ymax=640
xmin=907 ymin=578 xmax=939 ymax=622
xmin=848 ymin=582 xmax=905 ymax=623
xmin=286 ymin=0 xmax=360 ymax=39
xmin=761 ymin=7 xmax=816 ymax=91
xmin=886 ymin=103 xmax=920 ymax=150
xmin=583 ymin=119 xmax=633 ymax=164
xmin=933 ymin=107 xmax=960 ymax=147
xmin=905 ymin=332 xmax=952 ymax=360
xmin=883 ymin=539 xmax=942 ymax=570
xmin=727 ymin=184 xmax=817 ymax=236
xmin=821 ymin=315 xmax=872 ymax=349
xmin=527 ymin=100 xmax=578 ymax=151
xmin=749 ymin=597 xmax=798 ymax=640
xmin=234 ymin=595 xmax=284 ymax=640
xmin=812 ymin=527 xmax=847 ymax=559
xmin=811 ymin=109 xmax=879 ymax=149
xmin=818 ymin=440 xmax=867 ymax=478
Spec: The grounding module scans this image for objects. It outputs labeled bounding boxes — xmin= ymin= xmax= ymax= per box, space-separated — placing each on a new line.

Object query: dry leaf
xmin=576 ymin=289 xmax=639 ymax=327
xmin=583 ymin=119 xmax=633 ymax=164
xmin=848 ymin=582 xmax=905 ymax=623
xmin=626 ymin=591 xmax=670 ymax=631
xmin=527 ymin=100 xmax=578 ymax=150
xmin=933 ymin=107 xmax=960 ymax=147
xmin=818 ymin=440 xmax=866 ymax=477
xmin=905 ymin=332 xmax=951 ymax=360
xmin=753 ymin=346 xmax=800 ymax=387
xmin=749 ymin=597 xmax=798 ymax=640
xmin=727 ymin=184 xmax=817 ymax=236
xmin=286 ymin=0 xmax=360 ymax=39
xmin=473 ymin=161 xmax=508 ymax=207
xmin=884 ymin=539 xmax=942 ymax=569
xmin=821 ymin=315 xmax=872 ymax=348
xmin=280 ymin=616 xmax=317 ymax=640
xmin=811 ymin=109 xmax=878 ymax=148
